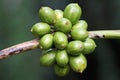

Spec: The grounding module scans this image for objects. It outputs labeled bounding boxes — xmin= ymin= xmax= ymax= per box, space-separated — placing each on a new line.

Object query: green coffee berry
xmin=53 ymin=32 xmax=68 ymax=49
xmin=40 ymin=50 xmax=56 ymax=66
xmin=54 ymin=9 xmax=63 ymax=20
xmin=66 ymin=40 xmax=84 ymax=55
xmin=30 ymin=4 xmax=93 ymax=76
xmin=54 ymin=18 xmax=72 ymax=33
xmin=82 ymin=38 xmax=96 ymax=54
xmin=54 ymin=64 xmax=70 ymax=77
xmin=69 ymin=54 xmax=87 ymax=73
xmin=63 ymin=3 xmax=82 ymax=25
xmin=71 ymin=29 xmax=88 ymax=41
xmin=72 ymin=20 xmax=88 ymax=30
xmin=39 ymin=34 xmax=53 ymax=50
xmin=56 ymin=50 xmax=69 ymax=67
xmin=39 ymin=7 xmax=56 ymax=24
xmin=31 ymin=22 xmax=50 ymax=36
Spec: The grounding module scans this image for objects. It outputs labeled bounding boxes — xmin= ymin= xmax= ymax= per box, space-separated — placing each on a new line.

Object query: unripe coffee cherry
xmin=54 ymin=18 xmax=72 ymax=33
xmin=54 ymin=64 xmax=70 ymax=77
xmin=63 ymin=3 xmax=82 ymax=25
xmin=54 ymin=9 xmax=63 ymax=20
xmin=39 ymin=7 xmax=56 ymax=24
xmin=39 ymin=34 xmax=53 ymax=50
xmin=31 ymin=22 xmax=50 ymax=36
xmin=69 ymin=54 xmax=87 ymax=73
xmin=72 ymin=20 xmax=88 ymax=30
xmin=53 ymin=32 xmax=68 ymax=49
xmin=40 ymin=50 xmax=56 ymax=66
xmin=56 ymin=50 xmax=69 ymax=67
xmin=71 ymin=29 xmax=88 ymax=41
xmin=82 ymin=38 xmax=96 ymax=54
xmin=66 ymin=40 xmax=84 ymax=55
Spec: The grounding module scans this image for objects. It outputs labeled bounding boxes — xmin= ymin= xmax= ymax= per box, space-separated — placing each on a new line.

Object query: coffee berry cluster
xmin=31 ymin=3 xmax=96 ymax=77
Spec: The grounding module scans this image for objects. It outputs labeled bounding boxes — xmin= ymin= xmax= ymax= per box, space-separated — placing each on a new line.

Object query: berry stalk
xmin=0 ymin=30 xmax=120 ymax=60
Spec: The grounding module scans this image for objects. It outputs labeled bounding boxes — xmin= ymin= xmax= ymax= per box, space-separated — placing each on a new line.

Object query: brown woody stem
xmin=0 ymin=39 xmax=39 ymax=59
xmin=0 ymin=30 xmax=120 ymax=60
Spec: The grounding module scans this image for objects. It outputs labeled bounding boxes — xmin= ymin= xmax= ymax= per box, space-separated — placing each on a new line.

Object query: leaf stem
xmin=0 ymin=30 xmax=120 ymax=60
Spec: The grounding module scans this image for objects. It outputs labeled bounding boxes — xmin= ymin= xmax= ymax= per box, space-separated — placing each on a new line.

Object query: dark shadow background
xmin=0 ymin=0 xmax=120 ymax=80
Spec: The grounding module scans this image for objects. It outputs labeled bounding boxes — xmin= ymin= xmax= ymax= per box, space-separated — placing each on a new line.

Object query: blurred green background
xmin=0 ymin=0 xmax=120 ymax=80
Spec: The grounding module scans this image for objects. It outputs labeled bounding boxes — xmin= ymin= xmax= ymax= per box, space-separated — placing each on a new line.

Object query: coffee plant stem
xmin=0 ymin=30 xmax=120 ymax=60
xmin=0 ymin=39 xmax=39 ymax=59
xmin=89 ymin=30 xmax=120 ymax=39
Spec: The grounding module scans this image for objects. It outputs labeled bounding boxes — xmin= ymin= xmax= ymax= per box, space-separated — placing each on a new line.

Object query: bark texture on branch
xmin=0 ymin=30 xmax=120 ymax=60
xmin=0 ymin=39 xmax=39 ymax=59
